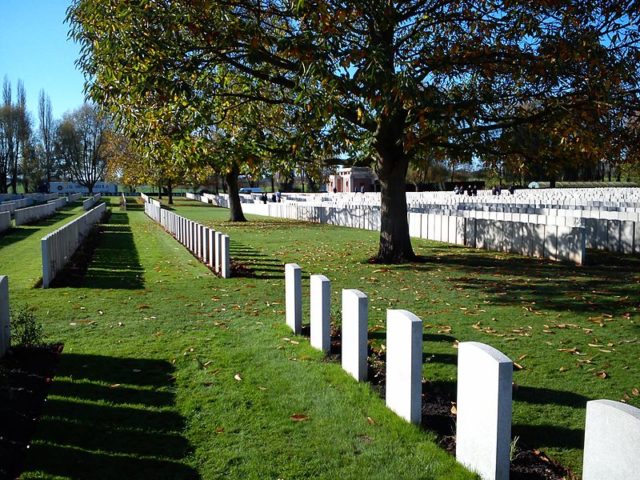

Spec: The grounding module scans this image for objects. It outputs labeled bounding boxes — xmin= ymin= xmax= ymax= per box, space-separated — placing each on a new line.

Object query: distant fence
xmin=41 ymin=203 xmax=107 ymax=288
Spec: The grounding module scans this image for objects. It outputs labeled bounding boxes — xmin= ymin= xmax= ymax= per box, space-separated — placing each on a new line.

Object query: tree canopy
xmin=69 ymin=0 xmax=640 ymax=262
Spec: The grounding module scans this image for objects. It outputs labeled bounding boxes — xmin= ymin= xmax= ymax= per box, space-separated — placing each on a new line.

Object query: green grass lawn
xmin=5 ymin=198 xmax=475 ymax=479
xmin=3 ymin=196 xmax=639 ymax=478
xmin=167 ymin=198 xmax=640 ymax=476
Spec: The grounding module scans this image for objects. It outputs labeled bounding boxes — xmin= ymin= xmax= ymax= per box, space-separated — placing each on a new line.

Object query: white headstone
xmin=285 ymin=264 xmax=302 ymax=334
xmin=208 ymin=228 xmax=215 ymax=268
xmin=310 ymin=274 xmax=331 ymax=353
xmin=341 ymin=289 xmax=368 ymax=381
xmin=456 ymin=341 xmax=512 ymax=480
xmin=221 ymin=235 xmax=230 ymax=278
xmin=386 ymin=309 xmax=423 ymax=424
xmin=215 ymin=232 xmax=223 ymax=273
xmin=583 ymin=400 xmax=640 ymax=480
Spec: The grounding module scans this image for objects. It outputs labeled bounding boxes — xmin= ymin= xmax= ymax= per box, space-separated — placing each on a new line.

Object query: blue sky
xmin=0 ymin=0 xmax=86 ymax=120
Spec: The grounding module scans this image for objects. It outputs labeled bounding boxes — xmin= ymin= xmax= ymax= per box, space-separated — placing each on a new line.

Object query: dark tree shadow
xmin=22 ymin=353 xmax=200 ymax=479
xmin=54 ymin=211 xmax=145 ymax=289
xmin=229 ymin=242 xmax=284 ymax=280
xmin=395 ymin=245 xmax=640 ymax=316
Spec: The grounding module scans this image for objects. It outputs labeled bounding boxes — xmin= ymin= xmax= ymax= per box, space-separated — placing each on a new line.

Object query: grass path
xmin=12 ymin=200 xmax=474 ymax=479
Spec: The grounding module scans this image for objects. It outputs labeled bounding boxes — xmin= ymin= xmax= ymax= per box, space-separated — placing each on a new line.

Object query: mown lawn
xmin=169 ymin=197 xmax=640 ymax=476
xmin=5 ymin=198 xmax=474 ymax=479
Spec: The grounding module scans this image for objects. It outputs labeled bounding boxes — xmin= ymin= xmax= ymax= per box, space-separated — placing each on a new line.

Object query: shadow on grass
xmin=230 ymin=242 xmax=284 ymax=280
xmin=55 ymin=211 xmax=145 ymax=289
xmin=24 ymin=353 xmax=199 ymax=479
xmin=0 ymin=211 xmax=77 ymax=247
xmin=399 ymin=245 xmax=640 ymax=316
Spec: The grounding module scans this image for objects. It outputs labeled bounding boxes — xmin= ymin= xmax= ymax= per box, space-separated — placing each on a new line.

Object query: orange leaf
xmin=290 ymin=413 xmax=309 ymax=422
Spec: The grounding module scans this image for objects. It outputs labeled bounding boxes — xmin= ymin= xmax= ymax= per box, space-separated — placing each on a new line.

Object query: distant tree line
xmin=0 ymin=76 xmax=116 ymax=194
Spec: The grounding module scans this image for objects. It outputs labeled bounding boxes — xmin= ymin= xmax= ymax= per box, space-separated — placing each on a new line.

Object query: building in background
xmin=327 ymin=167 xmax=378 ymax=193
xmin=49 ymin=181 xmax=118 ymax=194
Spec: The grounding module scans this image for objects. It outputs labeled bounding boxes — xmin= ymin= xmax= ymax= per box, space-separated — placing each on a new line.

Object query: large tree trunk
xmin=226 ymin=163 xmax=247 ymax=222
xmin=373 ymin=115 xmax=416 ymax=263
xmin=167 ymin=182 xmax=174 ymax=205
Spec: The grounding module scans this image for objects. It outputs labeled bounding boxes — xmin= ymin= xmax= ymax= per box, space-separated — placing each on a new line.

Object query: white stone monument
xmin=456 ymin=341 xmax=512 ymax=480
xmin=285 ymin=263 xmax=302 ymax=334
xmin=341 ymin=289 xmax=368 ymax=381
xmin=310 ymin=274 xmax=330 ymax=353
xmin=583 ymin=399 xmax=640 ymax=480
xmin=215 ymin=232 xmax=223 ymax=273
xmin=386 ymin=309 xmax=423 ymax=424
xmin=221 ymin=235 xmax=230 ymax=278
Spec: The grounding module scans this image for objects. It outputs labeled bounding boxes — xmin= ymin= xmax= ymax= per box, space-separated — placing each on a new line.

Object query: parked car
xmin=239 ymin=187 xmax=264 ymax=194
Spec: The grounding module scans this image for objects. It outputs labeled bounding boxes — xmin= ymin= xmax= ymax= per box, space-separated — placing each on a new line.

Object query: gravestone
xmin=285 ymin=264 xmax=302 ymax=334
xmin=456 ymin=341 xmax=512 ymax=480
xmin=310 ymin=275 xmax=331 ymax=353
xmin=386 ymin=309 xmax=423 ymax=424
xmin=583 ymin=399 xmax=640 ymax=480
xmin=341 ymin=289 xmax=368 ymax=381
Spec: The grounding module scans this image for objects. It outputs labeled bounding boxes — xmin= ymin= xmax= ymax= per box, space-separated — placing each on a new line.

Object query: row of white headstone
xmin=83 ymin=193 xmax=102 ymax=211
xmin=14 ymin=201 xmax=59 ymax=226
xmin=0 ymin=194 xmax=84 ymax=233
xmin=284 ymin=263 xmax=640 ymax=480
xmin=141 ymin=194 xmax=231 ymax=277
xmin=41 ymin=202 xmax=107 ymax=288
xmin=0 ymin=197 xmax=33 ymax=213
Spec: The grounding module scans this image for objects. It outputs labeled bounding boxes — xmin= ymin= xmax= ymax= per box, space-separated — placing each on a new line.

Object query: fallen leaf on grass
xmin=109 ymin=384 xmax=121 ymax=389
xmin=596 ymin=371 xmax=609 ymax=379
xmin=366 ymin=416 xmax=375 ymax=425
xmin=513 ymin=362 xmax=524 ymax=371
xmin=215 ymin=427 xmax=225 ymax=434
xmin=258 ymin=386 xmax=267 ymax=391
xmin=559 ymin=366 xmax=568 ymax=373
xmin=234 ymin=374 xmax=242 ymax=381
xmin=290 ymin=413 xmax=309 ymax=422
xmin=557 ymin=347 xmax=580 ymax=354
xmin=632 ymin=388 xmax=639 ymax=396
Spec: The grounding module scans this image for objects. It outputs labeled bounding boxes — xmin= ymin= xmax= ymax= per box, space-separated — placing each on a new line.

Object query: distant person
xmin=261 ymin=192 xmax=267 ymax=204
xmin=276 ymin=190 xmax=282 ymax=202
xmin=509 ymin=184 xmax=515 ymax=195
xmin=472 ymin=185 xmax=478 ymax=196
xmin=360 ymin=184 xmax=365 ymax=194
xmin=467 ymin=185 xmax=472 ymax=196
xmin=453 ymin=185 xmax=459 ymax=194
xmin=271 ymin=193 xmax=277 ymax=202
xmin=333 ymin=187 xmax=337 ymax=194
